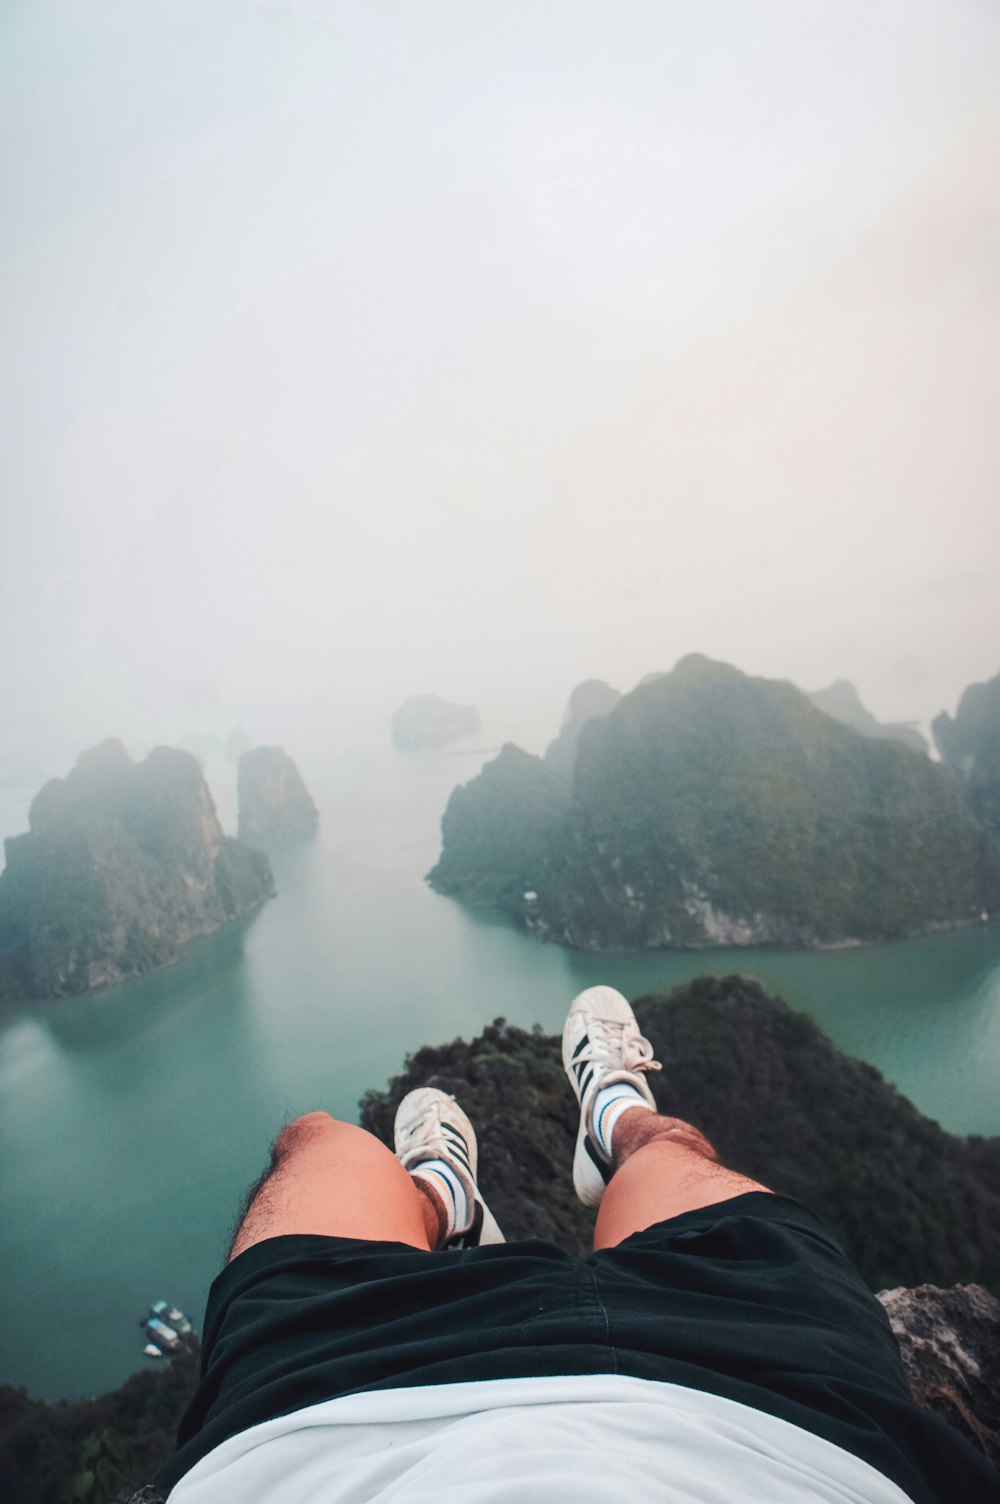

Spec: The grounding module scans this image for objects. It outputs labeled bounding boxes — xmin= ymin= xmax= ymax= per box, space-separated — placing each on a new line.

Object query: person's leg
xmin=228 ymin=1111 xmax=445 ymax=1261
xmin=562 ymin=986 xmax=770 ymax=1249
xmin=593 ymin=1105 xmax=769 ymax=1249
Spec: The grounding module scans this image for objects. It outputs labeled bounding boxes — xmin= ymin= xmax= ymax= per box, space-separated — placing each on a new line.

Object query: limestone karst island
xmin=0 ymin=739 xmax=274 ymax=1001
xmin=429 ymin=657 xmax=1000 ymax=951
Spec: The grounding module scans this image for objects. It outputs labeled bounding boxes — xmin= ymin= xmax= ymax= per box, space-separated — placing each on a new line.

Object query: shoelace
xmin=398 ymin=1110 xmax=445 ymax=1151
xmin=398 ymin=1099 xmax=469 ymax=1162
xmin=575 ymin=1016 xmax=662 ymax=1077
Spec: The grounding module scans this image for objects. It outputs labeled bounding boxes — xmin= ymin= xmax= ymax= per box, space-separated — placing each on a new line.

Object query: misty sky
xmin=2 ymin=0 xmax=999 ymax=768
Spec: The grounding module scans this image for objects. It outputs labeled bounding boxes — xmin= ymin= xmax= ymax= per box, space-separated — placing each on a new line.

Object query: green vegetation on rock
xmin=428 ymin=743 xmax=570 ymax=910
xmin=0 ymin=1337 xmax=199 ymax=1504
xmin=429 ymin=656 xmax=999 ymax=950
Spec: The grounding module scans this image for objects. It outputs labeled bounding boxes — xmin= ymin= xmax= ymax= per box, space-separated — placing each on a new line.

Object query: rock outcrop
xmin=0 ymin=740 xmax=274 ymax=1000
xmin=879 ymin=1284 xmax=1000 ymax=1467
xmin=429 ymin=655 xmax=999 ymax=950
xmin=934 ymin=672 xmax=1000 ymax=851
xmin=392 ymin=695 xmax=480 ymax=750
xmin=808 ymin=679 xmax=928 ymax=755
xmin=237 ymin=747 xmax=319 ymax=845
xmin=429 ymin=743 xmax=570 ymax=911
xmin=544 ymin=679 xmax=621 ymax=777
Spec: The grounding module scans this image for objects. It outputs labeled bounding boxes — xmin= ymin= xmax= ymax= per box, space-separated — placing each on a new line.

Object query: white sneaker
xmin=393 ymin=1086 xmax=505 ymax=1248
xmin=562 ymin=986 xmax=662 ymax=1206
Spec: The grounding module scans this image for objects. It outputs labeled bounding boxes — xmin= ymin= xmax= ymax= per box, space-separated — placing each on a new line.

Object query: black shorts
xmin=162 ymin=1193 xmax=998 ymax=1502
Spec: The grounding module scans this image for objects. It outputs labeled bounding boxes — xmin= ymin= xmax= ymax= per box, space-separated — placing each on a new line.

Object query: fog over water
xmin=2 ymin=1 xmax=999 ymax=782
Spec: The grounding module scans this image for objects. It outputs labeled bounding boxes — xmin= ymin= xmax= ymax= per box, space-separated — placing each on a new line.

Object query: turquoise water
xmin=1 ymin=741 xmax=998 ymax=1401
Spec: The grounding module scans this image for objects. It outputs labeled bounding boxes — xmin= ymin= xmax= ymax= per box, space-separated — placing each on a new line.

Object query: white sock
xmin=410 ymin=1160 xmax=470 ymax=1239
xmin=592 ymin=1083 xmax=653 ymax=1158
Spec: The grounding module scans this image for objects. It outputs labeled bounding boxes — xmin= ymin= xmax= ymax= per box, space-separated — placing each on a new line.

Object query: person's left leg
xmin=593 ymin=1105 xmax=768 ymax=1249
xmin=562 ymin=986 xmax=770 ymax=1248
xmin=228 ymin=1111 xmax=440 ymax=1260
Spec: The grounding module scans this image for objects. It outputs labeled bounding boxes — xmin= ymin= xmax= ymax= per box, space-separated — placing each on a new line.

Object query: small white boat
xmin=147 ymin=1317 xmax=181 ymax=1348
xmin=142 ymin=1299 xmax=195 ymax=1356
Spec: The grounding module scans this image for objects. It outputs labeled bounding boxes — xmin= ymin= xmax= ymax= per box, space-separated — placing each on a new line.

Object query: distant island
xmin=3 ymin=976 xmax=997 ymax=1501
xmin=428 ymin=655 xmax=999 ymax=950
xmin=392 ymin=694 xmax=481 ymax=750
xmin=807 ymin=679 xmax=928 ymax=755
xmin=237 ymin=746 xmax=319 ymax=845
xmin=0 ymin=740 xmax=274 ymax=1001
xmin=934 ymin=670 xmax=1000 ymax=852
xmin=544 ymin=678 xmax=621 ymax=776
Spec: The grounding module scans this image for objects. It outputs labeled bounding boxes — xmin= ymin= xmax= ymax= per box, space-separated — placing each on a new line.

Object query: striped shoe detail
xmin=393 ymin=1086 xmax=505 ymax=1247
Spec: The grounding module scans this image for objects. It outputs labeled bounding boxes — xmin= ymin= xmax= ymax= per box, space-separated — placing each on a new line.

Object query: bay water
xmin=1 ymin=735 xmax=998 ymax=1402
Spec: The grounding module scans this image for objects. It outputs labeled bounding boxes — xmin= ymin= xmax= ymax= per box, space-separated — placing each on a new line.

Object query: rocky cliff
xmin=237 ymin=746 xmax=319 ymax=845
xmin=881 ymin=1283 xmax=1000 ymax=1466
xmin=430 ymin=743 xmax=570 ymax=908
xmin=429 ymin=655 xmax=999 ymax=950
xmin=0 ymin=740 xmax=274 ymax=1001
xmin=392 ymin=694 xmax=481 ymax=750
xmin=934 ymin=672 xmax=1000 ymax=851
xmin=808 ymin=679 xmax=928 ymax=755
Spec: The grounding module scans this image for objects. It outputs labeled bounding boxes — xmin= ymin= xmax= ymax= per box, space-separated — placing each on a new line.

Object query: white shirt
xmin=167 ymin=1373 xmax=915 ymax=1503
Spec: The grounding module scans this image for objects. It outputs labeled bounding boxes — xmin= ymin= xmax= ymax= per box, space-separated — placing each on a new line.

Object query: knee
xmin=270 ymin=1113 xmax=391 ymax=1179
xmin=291 ymin=1109 xmax=339 ymax=1134
xmin=271 ymin=1110 xmax=342 ymax=1164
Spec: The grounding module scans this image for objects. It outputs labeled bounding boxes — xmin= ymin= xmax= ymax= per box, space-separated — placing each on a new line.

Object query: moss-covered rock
xmin=428 ymin=743 xmax=571 ymax=912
